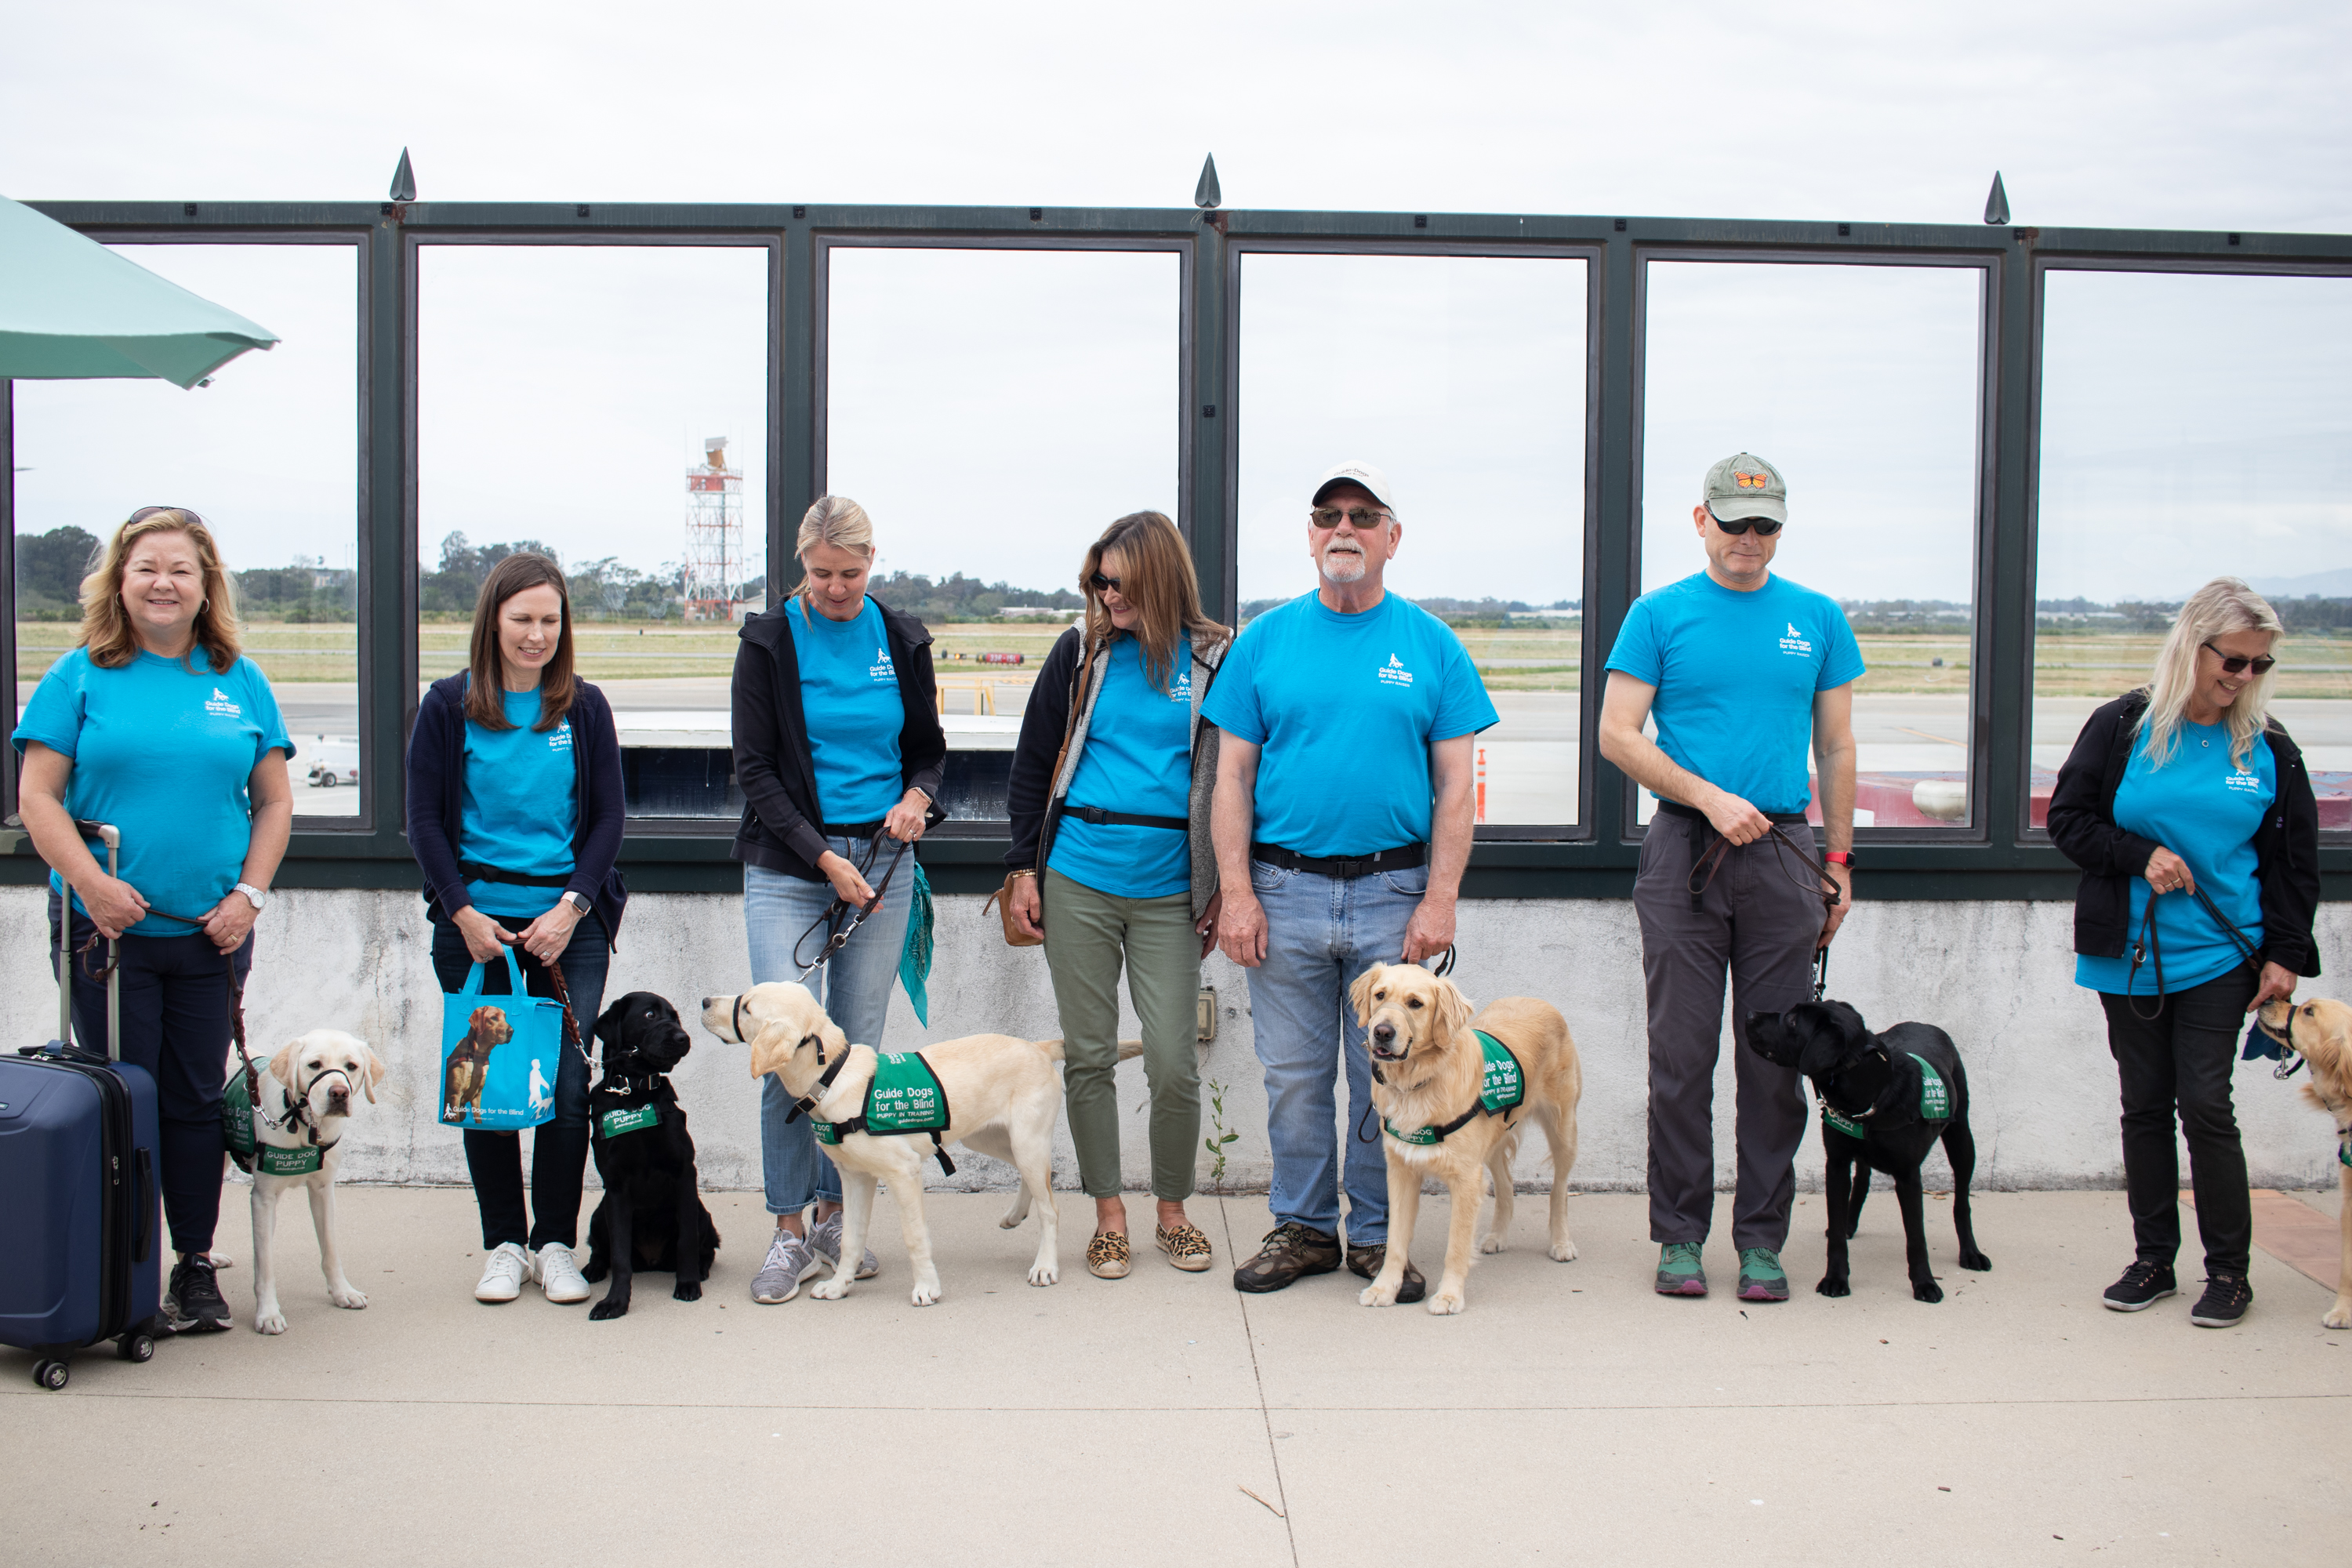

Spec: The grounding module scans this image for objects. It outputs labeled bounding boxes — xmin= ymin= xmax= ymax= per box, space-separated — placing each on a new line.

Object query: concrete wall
xmin=8 ymin=887 xmax=2347 ymax=1196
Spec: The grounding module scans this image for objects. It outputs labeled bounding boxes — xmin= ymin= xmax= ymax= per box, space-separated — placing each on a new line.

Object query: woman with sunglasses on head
xmin=2049 ymin=576 xmax=2319 ymax=1329
xmin=407 ymin=553 xmax=626 ymax=1307
xmin=15 ymin=507 xmax=294 ymax=1335
xmin=1004 ymin=512 xmax=1231 ymax=1278
xmin=731 ymin=495 xmax=944 ymax=1304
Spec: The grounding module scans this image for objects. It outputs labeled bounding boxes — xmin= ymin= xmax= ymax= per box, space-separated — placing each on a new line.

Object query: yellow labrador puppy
xmin=706 ymin=982 xmax=1134 ymax=1307
xmin=240 ymin=1029 xmax=386 ymax=1335
xmin=2255 ymin=996 xmax=2352 ymax=1330
xmin=1350 ymin=964 xmax=1581 ymax=1316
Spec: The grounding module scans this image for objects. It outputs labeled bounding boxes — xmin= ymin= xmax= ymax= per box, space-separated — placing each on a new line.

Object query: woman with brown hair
xmin=1004 ymin=511 xmax=1230 ymax=1278
xmin=16 ymin=506 xmax=294 ymax=1334
xmin=406 ymin=552 xmax=626 ymax=1307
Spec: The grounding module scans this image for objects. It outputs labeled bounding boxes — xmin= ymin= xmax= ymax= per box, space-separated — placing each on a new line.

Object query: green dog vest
xmin=816 ymin=1052 xmax=952 ymax=1145
xmin=599 ymin=1104 xmax=661 ymax=1139
xmin=1385 ymin=1030 xmax=1526 ymax=1147
xmin=223 ymin=1072 xmax=324 ymax=1176
xmin=1821 ymin=1053 xmax=1951 ymax=1139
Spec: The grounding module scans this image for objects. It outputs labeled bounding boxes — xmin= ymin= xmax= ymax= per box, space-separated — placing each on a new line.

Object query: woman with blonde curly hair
xmin=2049 ymin=576 xmax=2321 ymax=1329
xmin=14 ymin=506 xmax=294 ymax=1335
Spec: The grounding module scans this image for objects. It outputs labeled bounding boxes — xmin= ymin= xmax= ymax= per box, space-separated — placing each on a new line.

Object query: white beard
xmin=1320 ymin=545 xmax=1367 ymax=584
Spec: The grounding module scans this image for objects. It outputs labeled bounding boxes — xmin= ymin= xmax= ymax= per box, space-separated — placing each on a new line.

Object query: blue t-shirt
xmin=1604 ymin=572 xmax=1866 ymax=815
xmin=1203 ymin=592 xmax=1497 ymax=858
xmin=13 ymin=646 xmax=292 ymax=937
xmin=789 ymin=597 xmax=905 ymax=824
xmin=460 ymin=687 xmax=579 ymax=920
xmin=2075 ymin=721 xmax=2274 ymax=996
xmin=1051 ymin=633 xmax=1195 ymax=898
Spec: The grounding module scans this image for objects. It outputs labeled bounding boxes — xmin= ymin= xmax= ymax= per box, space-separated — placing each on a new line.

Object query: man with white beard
xmin=1203 ymin=461 xmax=1497 ymax=1297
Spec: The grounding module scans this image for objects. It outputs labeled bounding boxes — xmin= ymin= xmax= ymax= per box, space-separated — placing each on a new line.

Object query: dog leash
xmin=789 ymin=836 xmax=913 ymax=981
xmin=2127 ymin=880 xmax=2304 ymax=1077
xmin=1685 ymin=821 xmax=1843 ymax=922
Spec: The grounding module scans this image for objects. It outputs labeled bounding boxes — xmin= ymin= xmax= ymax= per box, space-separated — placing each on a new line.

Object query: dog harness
xmin=1822 ymin=1052 xmax=1949 ymax=1140
xmin=222 ymin=1067 xmax=341 ymax=1177
xmin=597 ymin=1103 xmax=662 ymax=1139
xmin=815 ymin=1051 xmax=959 ymax=1175
xmin=1382 ymin=1030 xmax=1526 ymax=1147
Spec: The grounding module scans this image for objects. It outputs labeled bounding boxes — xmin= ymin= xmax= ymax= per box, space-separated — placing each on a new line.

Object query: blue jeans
xmin=1243 ymin=857 xmax=1426 ymax=1246
xmin=746 ymin=843 xmax=913 ymax=1214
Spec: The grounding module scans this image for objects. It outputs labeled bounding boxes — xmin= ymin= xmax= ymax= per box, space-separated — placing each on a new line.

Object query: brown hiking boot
xmin=1232 ymin=1223 xmax=1341 ymax=1293
xmin=1345 ymin=1242 xmax=1427 ymax=1304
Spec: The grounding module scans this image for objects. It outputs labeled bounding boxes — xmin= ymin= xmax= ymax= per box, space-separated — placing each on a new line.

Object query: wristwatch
xmin=1823 ymin=851 xmax=1857 ymax=869
xmin=560 ymin=890 xmax=592 ymax=915
xmin=234 ymin=881 xmax=270 ymax=912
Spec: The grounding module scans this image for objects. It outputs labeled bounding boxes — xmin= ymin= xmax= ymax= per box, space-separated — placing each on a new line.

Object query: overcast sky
xmin=8 ymin=2 xmax=2350 ymax=605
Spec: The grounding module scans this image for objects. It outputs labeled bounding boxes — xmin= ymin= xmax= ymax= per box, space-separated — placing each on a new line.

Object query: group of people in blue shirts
xmin=13 ymin=458 xmax=2318 ymax=1332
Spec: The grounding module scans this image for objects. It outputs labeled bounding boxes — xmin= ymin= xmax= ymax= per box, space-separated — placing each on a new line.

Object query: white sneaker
xmin=476 ymin=1242 xmax=529 ymax=1302
xmin=532 ymin=1243 xmax=591 ymax=1304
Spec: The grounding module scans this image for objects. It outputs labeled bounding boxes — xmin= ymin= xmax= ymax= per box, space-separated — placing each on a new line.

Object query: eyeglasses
xmin=1087 ymin=571 xmax=1121 ymax=593
xmin=1309 ymin=506 xmax=1391 ymax=530
xmin=128 ymin=505 xmax=205 ymax=527
xmin=2201 ymin=641 xmax=2277 ymax=676
xmin=1709 ymin=514 xmax=1783 ymax=536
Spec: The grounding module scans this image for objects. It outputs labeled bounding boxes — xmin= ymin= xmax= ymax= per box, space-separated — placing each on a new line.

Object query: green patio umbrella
xmin=0 ymin=194 xmax=278 ymax=388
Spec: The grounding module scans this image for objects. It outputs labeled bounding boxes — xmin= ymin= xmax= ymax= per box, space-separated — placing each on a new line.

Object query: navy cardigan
xmin=405 ymin=673 xmax=629 ymax=945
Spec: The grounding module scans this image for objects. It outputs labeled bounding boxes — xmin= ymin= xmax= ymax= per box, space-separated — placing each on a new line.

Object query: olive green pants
xmin=1040 ymin=869 xmax=1201 ymax=1201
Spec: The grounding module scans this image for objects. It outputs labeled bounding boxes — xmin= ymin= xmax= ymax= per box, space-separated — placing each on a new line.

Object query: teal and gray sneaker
xmin=1737 ymin=1247 xmax=1791 ymax=1302
xmin=1655 ymin=1242 xmax=1707 ymax=1297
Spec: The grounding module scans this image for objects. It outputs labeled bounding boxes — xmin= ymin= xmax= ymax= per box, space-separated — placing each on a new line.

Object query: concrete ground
xmin=7 ymin=1185 xmax=2347 ymax=1568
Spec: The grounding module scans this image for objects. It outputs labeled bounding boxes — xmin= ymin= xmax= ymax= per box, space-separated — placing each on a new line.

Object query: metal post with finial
xmin=390 ymin=148 xmax=416 ymax=204
xmin=1983 ymin=171 xmax=2009 ymax=227
xmin=1194 ymin=154 xmax=1221 ymax=211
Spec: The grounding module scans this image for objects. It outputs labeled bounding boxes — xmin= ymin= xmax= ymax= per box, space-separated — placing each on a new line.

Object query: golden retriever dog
xmin=441 ymin=1004 xmax=512 ymax=1124
xmin=1349 ymin=964 xmax=1581 ymax=1315
xmin=240 ymin=1029 xmax=387 ymax=1335
xmin=704 ymin=982 xmax=1138 ymax=1307
xmin=2255 ymin=996 xmax=2352 ymax=1330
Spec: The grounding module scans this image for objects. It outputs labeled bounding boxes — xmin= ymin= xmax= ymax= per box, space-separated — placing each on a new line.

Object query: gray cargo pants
xmin=1632 ymin=809 xmax=1826 ymax=1251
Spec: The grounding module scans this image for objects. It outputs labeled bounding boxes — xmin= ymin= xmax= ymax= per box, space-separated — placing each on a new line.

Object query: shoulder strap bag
xmin=984 ymin=636 xmax=1098 ymax=947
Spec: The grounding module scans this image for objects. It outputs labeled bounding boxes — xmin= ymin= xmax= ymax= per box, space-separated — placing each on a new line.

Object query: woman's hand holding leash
xmin=2143 ymin=846 xmax=2195 ymax=897
xmin=452 ymin=906 xmax=518 ymax=964
xmin=515 ymin=899 xmax=581 ymax=965
xmin=883 ymin=788 xmax=929 ymax=845
xmin=2249 ymin=961 xmax=2298 ymax=1014
xmin=817 ymin=850 xmax=879 ymax=910
xmin=76 ymin=871 xmax=150 ymax=940
xmin=198 ymin=890 xmax=259 ymax=953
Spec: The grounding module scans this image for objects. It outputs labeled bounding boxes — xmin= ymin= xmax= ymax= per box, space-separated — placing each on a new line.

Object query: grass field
xmin=16 ymin=620 xmax=2351 ymax=701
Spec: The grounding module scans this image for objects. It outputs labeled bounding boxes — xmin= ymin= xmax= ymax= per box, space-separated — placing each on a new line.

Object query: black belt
xmin=1655 ymin=800 xmax=1810 ymax=827
xmin=459 ymin=860 xmax=575 ymax=888
xmin=821 ymin=820 xmax=887 ymax=839
xmin=1065 ymin=803 xmax=1188 ymax=832
xmin=1250 ymin=841 xmax=1426 ymax=879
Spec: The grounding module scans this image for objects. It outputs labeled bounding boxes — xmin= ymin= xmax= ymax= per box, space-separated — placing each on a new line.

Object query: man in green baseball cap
xmin=1597 ymin=451 xmax=1862 ymax=1304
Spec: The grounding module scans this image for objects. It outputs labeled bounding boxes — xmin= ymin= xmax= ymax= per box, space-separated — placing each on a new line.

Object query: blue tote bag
xmin=438 ymin=949 xmax=568 ymax=1131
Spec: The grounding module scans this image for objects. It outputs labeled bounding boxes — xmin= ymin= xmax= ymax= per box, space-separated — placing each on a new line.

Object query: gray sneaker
xmin=751 ymin=1229 xmax=821 ymax=1304
xmin=809 ymin=1212 xmax=880 ymax=1280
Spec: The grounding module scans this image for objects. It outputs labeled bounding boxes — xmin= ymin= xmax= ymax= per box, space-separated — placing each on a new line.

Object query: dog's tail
xmin=1035 ymin=1038 xmax=1145 ymax=1064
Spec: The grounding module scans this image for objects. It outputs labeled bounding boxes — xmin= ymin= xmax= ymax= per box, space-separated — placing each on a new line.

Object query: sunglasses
xmin=1309 ymin=506 xmax=1392 ymax=530
xmin=1088 ymin=571 xmax=1121 ymax=593
xmin=2201 ymin=641 xmax=2277 ymax=676
xmin=1708 ymin=512 xmax=1783 ymax=536
xmin=128 ymin=505 xmax=206 ymax=527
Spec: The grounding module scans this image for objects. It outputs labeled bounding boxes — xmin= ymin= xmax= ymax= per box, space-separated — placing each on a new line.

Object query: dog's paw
xmin=1912 ymin=1278 xmax=1944 ymax=1304
xmin=207 ymin=1250 xmax=236 ymax=1270
xmin=1425 ymin=1290 xmax=1465 ymax=1316
xmin=1479 ymin=1233 xmax=1504 ymax=1255
xmin=673 ymin=1279 xmax=702 ymax=1302
xmin=1359 ymin=1281 xmax=1399 ymax=1308
xmin=810 ymin=1277 xmax=850 ymax=1301
xmin=1548 ymin=1240 xmax=1579 ymax=1263
xmin=909 ymin=1279 xmax=942 ymax=1307
xmin=1027 ymin=1260 xmax=1059 ymax=1287
xmin=588 ymin=1297 xmax=628 ymax=1320
xmin=254 ymin=1308 xmax=287 ymax=1335
xmin=2324 ymin=1301 xmax=2352 ymax=1330
xmin=1959 ymin=1250 xmax=1992 ymax=1272
xmin=1816 ymin=1276 xmax=1850 ymax=1298
xmin=996 ymin=1210 xmax=1025 ymax=1230
xmin=328 ymin=1285 xmax=368 ymax=1310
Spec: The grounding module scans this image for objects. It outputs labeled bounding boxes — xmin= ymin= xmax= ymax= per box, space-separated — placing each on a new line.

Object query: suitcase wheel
xmin=32 ymin=1359 xmax=70 ymax=1391
xmin=118 ymin=1334 xmax=155 ymax=1363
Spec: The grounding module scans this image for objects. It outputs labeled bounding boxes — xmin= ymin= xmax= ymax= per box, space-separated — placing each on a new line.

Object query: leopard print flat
xmin=1154 ymin=1223 xmax=1214 ymax=1272
xmin=1086 ymin=1231 xmax=1131 ymax=1279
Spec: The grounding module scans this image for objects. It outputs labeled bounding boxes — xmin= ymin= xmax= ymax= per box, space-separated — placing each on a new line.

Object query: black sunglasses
xmin=1709 ymin=513 xmax=1783 ymax=536
xmin=128 ymin=505 xmax=206 ymax=527
xmin=2201 ymin=641 xmax=2277 ymax=676
xmin=1088 ymin=571 xmax=1120 ymax=593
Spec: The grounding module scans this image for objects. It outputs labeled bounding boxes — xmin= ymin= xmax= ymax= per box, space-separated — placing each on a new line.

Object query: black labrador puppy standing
xmin=583 ymin=992 xmax=720 ymax=1320
xmin=1747 ymin=1000 xmax=1993 ymax=1302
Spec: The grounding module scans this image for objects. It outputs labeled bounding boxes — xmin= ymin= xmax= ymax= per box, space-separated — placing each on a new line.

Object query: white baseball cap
xmin=1311 ymin=461 xmax=1399 ymax=518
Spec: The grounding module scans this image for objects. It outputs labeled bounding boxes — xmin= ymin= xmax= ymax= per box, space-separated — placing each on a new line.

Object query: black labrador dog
xmin=1747 ymin=1000 xmax=1992 ymax=1302
xmin=583 ymin=992 xmax=720 ymax=1320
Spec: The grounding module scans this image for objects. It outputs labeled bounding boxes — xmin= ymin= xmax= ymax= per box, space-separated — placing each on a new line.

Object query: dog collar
xmin=733 ymin=993 xmax=752 ymax=1043
xmin=783 ymin=1036 xmax=842 ymax=1124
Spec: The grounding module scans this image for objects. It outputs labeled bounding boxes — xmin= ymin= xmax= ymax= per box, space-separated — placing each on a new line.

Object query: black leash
xmin=790 ymin=837 xmax=913 ymax=981
xmin=1685 ymin=821 xmax=1842 ymax=922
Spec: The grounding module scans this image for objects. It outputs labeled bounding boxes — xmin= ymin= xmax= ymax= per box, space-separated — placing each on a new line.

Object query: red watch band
xmin=1824 ymin=851 xmax=1856 ymax=868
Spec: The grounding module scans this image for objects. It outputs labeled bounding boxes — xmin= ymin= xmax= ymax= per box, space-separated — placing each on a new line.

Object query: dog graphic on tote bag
xmin=442 ymin=1005 xmax=515 ymax=1124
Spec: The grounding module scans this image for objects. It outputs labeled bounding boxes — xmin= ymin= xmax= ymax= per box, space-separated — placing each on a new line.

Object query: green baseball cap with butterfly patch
xmin=1702 ymin=452 xmax=1787 ymax=524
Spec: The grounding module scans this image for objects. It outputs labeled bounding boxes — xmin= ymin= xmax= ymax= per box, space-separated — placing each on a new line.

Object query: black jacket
xmin=405 ymin=673 xmax=630 ymax=944
xmin=2046 ymin=690 xmax=2320 ymax=975
xmin=728 ymin=595 xmax=947 ymax=880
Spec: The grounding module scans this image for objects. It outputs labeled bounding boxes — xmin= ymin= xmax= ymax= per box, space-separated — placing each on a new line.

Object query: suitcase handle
xmin=132 ymin=1148 xmax=154 ymax=1264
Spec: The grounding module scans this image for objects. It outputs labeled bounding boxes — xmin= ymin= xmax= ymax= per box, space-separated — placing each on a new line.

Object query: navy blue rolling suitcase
xmin=0 ymin=820 xmax=165 ymax=1389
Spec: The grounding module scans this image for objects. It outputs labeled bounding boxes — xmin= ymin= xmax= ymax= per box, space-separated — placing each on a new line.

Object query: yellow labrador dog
xmin=1350 ymin=964 xmax=1581 ymax=1316
xmin=2255 ymin=996 xmax=2352 ymax=1330
xmin=238 ymin=1029 xmax=387 ymax=1335
xmin=706 ymin=982 xmax=1134 ymax=1307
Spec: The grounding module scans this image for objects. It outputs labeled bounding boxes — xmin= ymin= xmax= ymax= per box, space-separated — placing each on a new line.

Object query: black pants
xmin=52 ymin=893 xmax=253 ymax=1258
xmin=429 ymin=913 xmax=608 ymax=1252
xmin=2099 ymin=967 xmax=2256 ymax=1279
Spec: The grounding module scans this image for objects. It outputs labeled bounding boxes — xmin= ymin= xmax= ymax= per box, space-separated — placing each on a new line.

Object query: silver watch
xmin=234 ymin=881 xmax=269 ymax=912
xmin=561 ymin=890 xmax=591 ymax=915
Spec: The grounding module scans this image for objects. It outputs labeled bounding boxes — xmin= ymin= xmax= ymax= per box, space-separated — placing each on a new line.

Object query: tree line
xmin=15 ymin=525 xmax=354 ymax=622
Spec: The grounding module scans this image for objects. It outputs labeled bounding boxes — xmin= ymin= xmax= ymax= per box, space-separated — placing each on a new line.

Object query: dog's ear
xmin=1347 ymin=965 xmax=1385 ymax=1029
xmin=267 ymin=1040 xmax=303 ymax=1094
xmin=594 ymin=997 xmax=630 ymax=1049
xmin=1745 ymin=1011 xmax=1801 ymax=1067
xmin=746 ymin=1022 xmax=802 ymax=1080
xmin=361 ymin=1045 xmax=387 ymax=1103
xmin=1432 ymin=977 xmax=1474 ymax=1047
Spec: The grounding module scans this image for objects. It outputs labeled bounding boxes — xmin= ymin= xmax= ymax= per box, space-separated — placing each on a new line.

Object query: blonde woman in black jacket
xmin=2048 ymin=576 xmax=2319 ymax=1329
